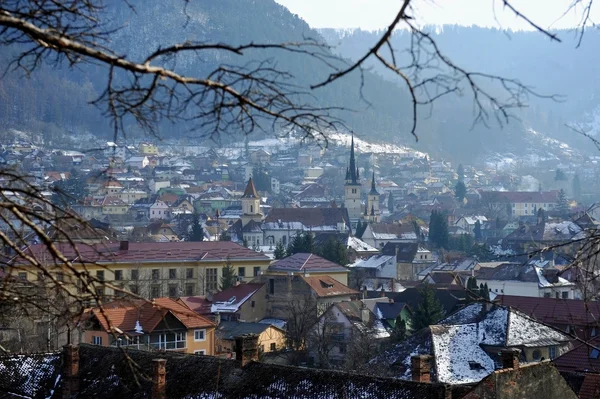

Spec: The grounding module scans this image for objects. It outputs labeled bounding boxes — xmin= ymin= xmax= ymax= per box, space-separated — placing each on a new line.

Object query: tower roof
xmin=369 ymin=171 xmax=379 ymax=195
xmin=347 ymin=134 xmax=358 ymax=184
xmin=241 ymin=177 xmax=260 ymax=199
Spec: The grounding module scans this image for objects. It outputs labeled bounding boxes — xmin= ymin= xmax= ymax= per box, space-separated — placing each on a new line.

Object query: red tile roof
xmin=177 ymin=296 xmax=212 ymax=314
xmin=496 ymin=295 xmax=600 ymax=339
xmin=88 ymin=297 xmax=215 ymax=334
xmin=269 ymin=253 xmax=349 ymax=274
xmin=579 ymin=373 xmax=600 ymax=399
xmin=300 ymin=275 xmax=358 ymax=298
xmin=14 ymin=241 xmax=269 ymax=265
xmin=553 ymin=336 xmax=600 ymax=373
xmin=212 ymin=283 xmax=264 ymax=305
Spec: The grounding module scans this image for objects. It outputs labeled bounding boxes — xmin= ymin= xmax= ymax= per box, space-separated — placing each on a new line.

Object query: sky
xmin=274 ymin=0 xmax=598 ymax=31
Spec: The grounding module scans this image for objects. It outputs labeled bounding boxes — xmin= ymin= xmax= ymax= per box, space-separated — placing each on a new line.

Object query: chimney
xmin=411 ymin=355 xmax=433 ymax=383
xmin=361 ymin=304 xmax=370 ymax=324
xmin=235 ymin=334 xmax=260 ymax=367
xmin=380 ymin=286 xmax=386 ymax=298
xmin=62 ymin=345 xmax=79 ymax=398
xmin=501 ymin=348 xmax=521 ymax=369
xmin=152 ymin=358 xmax=167 ymax=399
xmin=119 ymin=240 xmax=129 ymax=251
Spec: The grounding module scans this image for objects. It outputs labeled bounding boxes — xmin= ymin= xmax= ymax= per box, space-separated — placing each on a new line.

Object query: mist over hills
xmin=1 ymin=0 xmax=599 ymax=164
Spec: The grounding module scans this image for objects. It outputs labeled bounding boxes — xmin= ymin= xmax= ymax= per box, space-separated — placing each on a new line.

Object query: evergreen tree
xmin=286 ymin=232 xmax=314 ymax=256
xmin=554 ymin=168 xmax=567 ymax=181
xmin=411 ymin=283 xmax=445 ymax=331
xmin=392 ymin=317 xmax=408 ymax=342
xmin=429 ymin=210 xmax=449 ymax=249
xmin=51 ymin=172 xmax=88 ymax=206
xmin=573 ymin=174 xmax=582 ymax=202
xmin=252 ymin=165 xmax=271 ymax=192
xmin=473 ymin=220 xmax=482 ymax=241
xmin=557 ymin=189 xmax=569 ymax=217
xmin=316 ymin=237 xmax=349 ymax=266
xmin=387 ymin=192 xmax=395 ymax=212
xmin=274 ymin=240 xmax=286 ymax=259
xmin=455 ymin=181 xmax=467 ymax=202
xmin=457 ymin=164 xmax=465 ymax=183
xmin=220 ymin=258 xmax=237 ymax=290
xmin=480 ymin=283 xmax=490 ymax=300
xmin=355 ymin=220 xmax=367 ymax=239
xmin=188 ymin=212 xmax=205 ymax=242
xmin=466 ymin=277 xmax=480 ymax=301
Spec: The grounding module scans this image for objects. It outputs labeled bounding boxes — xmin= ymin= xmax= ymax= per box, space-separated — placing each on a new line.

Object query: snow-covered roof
xmin=347 ymin=236 xmax=378 ymax=252
xmin=351 ymin=255 xmax=395 ymax=269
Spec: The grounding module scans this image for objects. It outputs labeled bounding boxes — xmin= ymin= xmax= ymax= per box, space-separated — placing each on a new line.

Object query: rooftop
xmin=268 ymin=253 xmax=349 ymax=274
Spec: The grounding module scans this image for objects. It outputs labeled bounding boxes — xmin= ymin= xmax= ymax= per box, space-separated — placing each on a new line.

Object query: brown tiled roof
xmin=264 ymin=207 xmax=350 ymax=229
xmin=269 ymin=253 xmax=349 ymax=273
xmin=496 ymin=295 xmax=600 ymax=338
xmin=241 ymin=177 xmax=259 ymax=199
xmin=178 ymin=296 xmax=212 ymax=314
xmin=14 ymin=241 xmax=270 ymax=265
xmin=212 ymin=283 xmax=264 ymax=305
xmin=300 ymin=275 xmax=358 ymax=298
xmin=370 ymin=222 xmax=414 ymax=236
xmin=88 ymin=297 xmax=214 ymax=334
xmin=553 ymin=336 xmax=600 ymax=373
xmin=479 ymin=190 xmax=559 ymax=204
xmin=579 ymin=373 xmax=600 ymax=399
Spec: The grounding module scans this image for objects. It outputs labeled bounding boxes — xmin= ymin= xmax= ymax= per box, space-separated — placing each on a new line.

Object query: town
xmin=0 ymin=131 xmax=598 ymax=398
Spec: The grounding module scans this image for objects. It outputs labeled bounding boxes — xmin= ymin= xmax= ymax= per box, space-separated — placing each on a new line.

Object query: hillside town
xmin=0 ymin=133 xmax=599 ymax=398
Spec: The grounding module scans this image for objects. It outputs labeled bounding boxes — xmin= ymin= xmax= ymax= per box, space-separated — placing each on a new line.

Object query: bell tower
xmin=366 ymin=171 xmax=380 ymax=223
xmin=241 ymin=177 xmax=263 ymax=226
xmin=344 ymin=135 xmax=361 ymax=227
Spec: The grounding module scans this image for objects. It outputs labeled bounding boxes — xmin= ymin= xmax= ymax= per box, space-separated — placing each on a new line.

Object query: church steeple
xmin=348 ymin=134 xmax=358 ymax=184
xmin=369 ymin=171 xmax=379 ymax=195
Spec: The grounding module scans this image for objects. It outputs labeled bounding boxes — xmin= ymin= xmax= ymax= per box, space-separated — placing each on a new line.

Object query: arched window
xmin=250 ymin=205 xmax=253 ymax=213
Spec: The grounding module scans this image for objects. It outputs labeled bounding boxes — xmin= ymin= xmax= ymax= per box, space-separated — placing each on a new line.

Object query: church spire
xmin=369 ymin=171 xmax=379 ymax=195
xmin=348 ymin=133 xmax=358 ymax=184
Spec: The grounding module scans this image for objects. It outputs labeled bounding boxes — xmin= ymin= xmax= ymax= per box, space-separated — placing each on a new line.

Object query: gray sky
xmin=275 ymin=0 xmax=598 ymax=31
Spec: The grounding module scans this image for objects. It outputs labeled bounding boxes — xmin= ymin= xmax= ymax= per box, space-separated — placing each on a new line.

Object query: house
xmin=361 ymin=222 xmax=417 ymax=249
xmin=382 ymin=243 xmax=436 ymax=281
xmin=249 ymin=149 xmax=271 ymax=164
xmin=479 ymin=190 xmax=559 ymax=217
xmin=416 ymin=258 xmax=480 ymax=281
xmin=309 ymin=301 xmax=390 ymax=367
xmin=126 ymin=156 xmax=149 ymax=169
xmin=216 ymin=321 xmax=286 ymax=354
xmin=100 ymin=196 xmax=129 ymax=216
xmin=349 ymin=255 xmax=396 ymax=280
xmin=262 ymin=207 xmax=351 ymax=247
xmin=454 ymin=215 xmax=487 ymax=235
xmin=373 ymin=299 xmax=412 ymax=330
xmin=149 ymin=178 xmax=170 ymax=194
xmin=267 ymin=253 xmax=350 ymax=285
xmin=476 ymin=262 xmax=577 ymax=299
xmin=502 ymin=220 xmax=583 ymax=253
xmin=81 ymin=297 xmax=216 ymax=355
xmin=371 ymin=302 xmax=573 ymax=384
xmin=496 ymin=295 xmax=600 ymax=340
xmin=131 ymin=222 xmax=180 ymax=242
xmin=210 ymin=283 xmax=267 ymax=322
xmin=11 ymin=241 xmax=271 ymax=299
xmin=149 ymin=200 xmax=170 ymax=220
xmin=138 ymin=142 xmax=158 ymax=155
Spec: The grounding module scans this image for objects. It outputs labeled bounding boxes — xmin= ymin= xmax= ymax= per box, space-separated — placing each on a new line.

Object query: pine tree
xmin=482 ymin=283 xmax=490 ymax=300
xmin=274 ymin=241 xmax=286 ymax=260
xmin=392 ymin=317 xmax=408 ymax=342
xmin=220 ymin=258 xmax=237 ymax=290
xmin=188 ymin=211 xmax=205 ymax=242
xmin=473 ymin=220 xmax=482 ymax=241
xmin=387 ymin=192 xmax=395 ymax=212
xmin=557 ymin=189 xmax=569 ymax=217
xmin=457 ymin=164 xmax=465 ymax=183
xmin=429 ymin=210 xmax=449 ymax=249
xmin=355 ymin=220 xmax=367 ymax=239
xmin=455 ymin=181 xmax=467 ymax=202
xmin=316 ymin=237 xmax=349 ymax=266
xmin=286 ymin=232 xmax=314 ymax=256
xmin=411 ymin=283 xmax=445 ymax=331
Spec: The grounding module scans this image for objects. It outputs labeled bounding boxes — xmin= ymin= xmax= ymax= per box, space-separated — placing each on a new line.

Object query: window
xmin=168 ymin=284 xmax=178 ymax=298
xmin=151 ymin=285 xmax=161 ymax=298
xmin=593 ymin=327 xmax=598 ymax=337
xmin=270 ymin=343 xmax=276 ymax=351
xmin=253 ymin=267 xmax=261 ymax=277
xmin=131 ymin=269 xmax=139 ymax=280
xmin=96 ymin=270 xmax=105 ymax=281
xmin=206 ymin=268 xmax=218 ymax=292
xmin=269 ymin=279 xmax=275 ymax=295
xmin=238 ymin=267 xmax=246 ymax=277
xmin=549 ymin=346 xmax=557 ymax=359
xmin=194 ymin=350 xmax=206 ymax=355
xmin=562 ymin=291 xmax=569 ymax=299
xmin=17 ymin=272 xmax=27 ymax=281
xmin=115 ymin=270 xmax=123 ymax=281
xmin=186 ymin=268 xmax=194 ymax=279
xmin=185 ymin=283 xmax=195 ymax=296
xmin=591 ymin=348 xmax=600 ymax=359
xmin=151 ymin=332 xmax=186 ymax=350
xmin=169 ymin=269 xmax=177 ymax=279
xmin=250 ymin=205 xmax=254 ymax=213
xmin=251 ymin=301 xmax=256 ymax=308
xmin=194 ymin=329 xmax=206 ymax=341
xmin=531 ymin=349 xmax=541 ymax=361
xmin=152 ymin=269 xmax=160 ymax=280
xmin=92 ymin=336 xmax=103 ymax=345
xmin=555 ymin=292 xmax=560 ymax=299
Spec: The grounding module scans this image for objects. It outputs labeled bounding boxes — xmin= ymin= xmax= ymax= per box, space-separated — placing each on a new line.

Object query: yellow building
xmin=82 ymin=297 xmax=216 ymax=355
xmin=13 ymin=241 xmax=272 ymax=299
xmin=215 ymin=321 xmax=286 ymax=355
xmin=138 ymin=142 xmax=159 ymax=155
